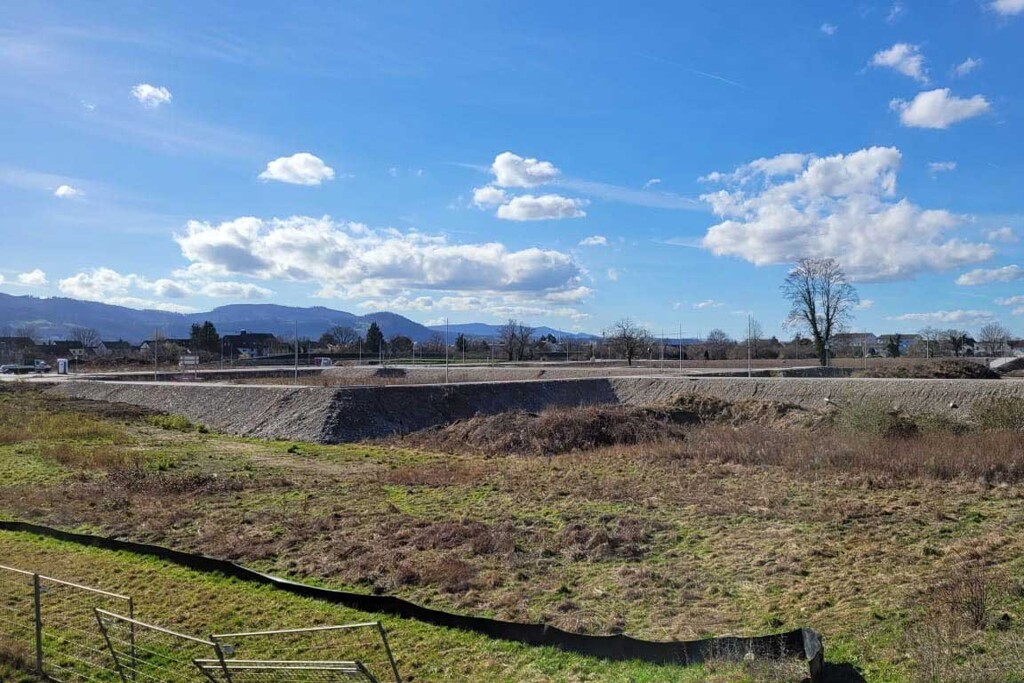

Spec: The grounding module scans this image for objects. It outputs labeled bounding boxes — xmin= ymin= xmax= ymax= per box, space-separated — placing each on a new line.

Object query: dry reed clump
xmin=853 ymin=359 xmax=1000 ymax=380
xmin=402 ymin=406 xmax=688 ymax=456
xmin=971 ymin=397 xmax=1024 ymax=431
xmin=671 ymin=394 xmax=825 ymax=428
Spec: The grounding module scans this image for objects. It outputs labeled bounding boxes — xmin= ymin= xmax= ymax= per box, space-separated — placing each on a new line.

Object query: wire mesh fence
xmin=212 ymin=624 xmax=400 ymax=683
xmin=95 ymin=609 xmax=228 ymax=683
xmin=38 ymin=576 xmax=133 ymax=682
xmin=0 ymin=562 xmax=403 ymax=683
xmin=195 ymin=659 xmax=381 ymax=682
xmin=0 ymin=564 xmax=36 ymax=669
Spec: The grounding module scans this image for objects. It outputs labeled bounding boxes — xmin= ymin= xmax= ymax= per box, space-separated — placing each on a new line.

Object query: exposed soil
xmin=853 ymin=359 xmax=1001 ymax=380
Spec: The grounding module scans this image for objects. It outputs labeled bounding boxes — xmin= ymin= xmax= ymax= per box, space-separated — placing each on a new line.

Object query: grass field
xmin=3 ymin=383 xmax=1024 ymax=681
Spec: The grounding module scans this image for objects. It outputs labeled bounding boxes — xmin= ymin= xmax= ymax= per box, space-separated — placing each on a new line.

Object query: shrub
xmin=834 ymin=401 xmax=920 ymax=439
xmin=971 ymin=397 xmax=1024 ymax=431
xmin=147 ymin=414 xmax=208 ymax=433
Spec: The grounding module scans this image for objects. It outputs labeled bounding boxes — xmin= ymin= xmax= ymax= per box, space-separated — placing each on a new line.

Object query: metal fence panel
xmin=213 ymin=623 xmax=400 ymax=683
xmin=94 ymin=609 xmax=226 ymax=683
xmin=0 ymin=564 xmax=36 ymax=669
xmin=195 ymin=659 xmax=380 ymax=682
xmin=37 ymin=574 xmax=133 ymax=683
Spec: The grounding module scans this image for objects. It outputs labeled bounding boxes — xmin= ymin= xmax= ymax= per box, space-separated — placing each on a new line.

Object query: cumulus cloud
xmin=17 ymin=269 xmax=47 ymax=286
xmin=954 ymin=58 xmax=982 ymax=77
xmin=130 ymin=83 xmax=172 ymax=108
xmin=928 ymin=161 xmax=957 ymax=175
xmin=495 ymin=194 xmax=586 ymax=221
xmin=855 ymin=299 xmax=875 ymax=310
xmin=820 ymin=23 xmax=838 ymax=35
xmin=490 ymin=152 xmax=560 ymax=188
xmin=700 ymin=147 xmax=993 ymax=281
xmin=175 ymin=215 xmax=583 ymax=307
xmin=889 ymin=310 xmax=996 ymax=326
xmin=54 ymin=184 xmax=82 ymax=198
xmin=871 ymin=43 xmax=927 ymax=83
xmin=57 ymin=267 xmax=272 ymax=310
xmin=472 ymin=185 xmax=507 ymax=207
xmin=579 ymin=235 xmax=608 ymax=247
xmin=956 ymin=265 xmax=1024 ymax=285
xmin=890 ymin=89 xmax=990 ymax=129
xmin=990 ymin=0 xmax=1024 ymax=16
xmin=987 ymin=227 xmax=1018 ymax=243
xmin=259 ymin=153 xmax=335 ymax=186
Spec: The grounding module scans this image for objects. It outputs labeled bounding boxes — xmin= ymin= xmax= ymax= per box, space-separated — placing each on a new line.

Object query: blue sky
xmin=1 ymin=1 xmax=1022 ymax=339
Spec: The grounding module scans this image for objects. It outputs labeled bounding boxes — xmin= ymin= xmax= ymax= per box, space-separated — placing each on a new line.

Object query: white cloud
xmin=53 ymin=184 xmax=82 ymax=198
xmin=57 ymin=267 xmax=272 ymax=309
xmin=643 ymin=178 xmax=662 ymax=188
xmin=472 ymin=185 xmax=507 ymax=208
xmin=956 ymin=265 xmax=1024 ymax=285
xmin=495 ymin=194 xmax=586 ymax=221
xmin=890 ymin=89 xmax=990 ymax=129
xmin=259 ymin=153 xmax=335 ymax=186
xmin=130 ymin=83 xmax=172 ymax=108
xmin=987 ymin=227 xmax=1018 ymax=243
xmin=606 ymin=268 xmax=620 ymax=282
xmin=490 ymin=152 xmax=560 ymax=188
xmin=886 ymin=2 xmax=906 ymax=23
xmin=579 ymin=235 xmax=608 ymax=247
xmin=995 ymin=295 xmax=1024 ymax=307
xmin=889 ymin=310 xmax=996 ymax=326
xmin=175 ymin=215 xmax=583 ymax=303
xmin=17 ymin=269 xmax=47 ymax=286
xmin=820 ymin=23 xmax=838 ymax=35
xmin=928 ymin=161 xmax=957 ymax=175
xmin=693 ymin=299 xmax=725 ymax=309
xmin=0 ymin=274 xmax=5 ymax=284
xmin=871 ymin=43 xmax=928 ymax=83
xmin=198 ymin=281 xmax=273 ymax=299
xmin=990 ymin=0 xmax=1024 ymax=16
xmin=953 ymin=58 xmax=982 ymax=77
xmin=700 ymin=147 xmax=992 ymax=281
xmin=855 ymin=299 xmax=875 ymax=310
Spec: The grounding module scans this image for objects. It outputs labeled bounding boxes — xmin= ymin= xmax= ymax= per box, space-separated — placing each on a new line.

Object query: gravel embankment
xmin=51 ymin=376 xmax=1024 ymax=443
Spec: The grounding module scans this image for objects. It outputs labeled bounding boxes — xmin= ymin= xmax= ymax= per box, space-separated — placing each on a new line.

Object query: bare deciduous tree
xmin=607 ymin=318 xmax=650 ymax=366
xmin=781 ymin=257 xmax=859 ymax=366
xmin=978 ymin=322 xmax=1011 ymax=357
xmin=328 ymin=325 xmax=360 ymax=348
xmin=68 ymin=326 xmax=101 ymax=348
xmin=497 ymin=319 xmax=534 ymax=361
xmin=918 ymin=327 xmax=943 ymax=358
xmin=945 ymin=329 xmax=970 ymax=358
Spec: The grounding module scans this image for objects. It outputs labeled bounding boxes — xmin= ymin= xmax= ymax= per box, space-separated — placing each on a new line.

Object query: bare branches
xmin=781 ymin=258 xmax=858 ymax=366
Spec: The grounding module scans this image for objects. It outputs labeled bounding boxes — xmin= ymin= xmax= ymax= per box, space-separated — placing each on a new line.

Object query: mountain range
xmin=0 ymin=293 xmax=594 ymax=343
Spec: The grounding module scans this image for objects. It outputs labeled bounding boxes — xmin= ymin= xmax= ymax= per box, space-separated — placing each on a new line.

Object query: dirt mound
xmin=670 ymin=394 xmax=825 ymax=428
xmin=402 ymin=405 xmax=687 ymax=456
xmin=853 ymin=360 xmax=1000 ymax=380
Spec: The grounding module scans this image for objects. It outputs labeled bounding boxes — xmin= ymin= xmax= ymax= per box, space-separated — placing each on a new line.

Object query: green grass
xmin=0 ymin=530 xmax=723 ymax=683
xmin=7 ymin=384 xmax=1024 ymax=680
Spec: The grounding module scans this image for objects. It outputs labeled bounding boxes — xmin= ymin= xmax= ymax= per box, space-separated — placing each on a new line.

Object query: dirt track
xmin=48 ymin=375 xmax=1024 ymax=443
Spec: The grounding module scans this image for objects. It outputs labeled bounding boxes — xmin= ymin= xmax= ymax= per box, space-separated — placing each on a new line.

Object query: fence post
xmin=32 ymin=574 xmax=43 ymax=676
xmin=128 ymin=597 xmax=137 ymax=683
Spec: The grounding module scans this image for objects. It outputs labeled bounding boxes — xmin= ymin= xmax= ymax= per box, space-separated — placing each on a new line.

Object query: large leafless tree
xmin=978 ymin=322 xmax=1011 ymax=357
xmin=781 ymin=257 xmax=858 ymax=366
xmin=497 ymin=318 xmax=534 ymax=361
xmin=607 ymin=318 xmax=651 ymax=366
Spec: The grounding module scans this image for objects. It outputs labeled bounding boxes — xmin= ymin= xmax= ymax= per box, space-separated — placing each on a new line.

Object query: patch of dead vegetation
xmin=853 ymin=359 xmax=1000 ymax=380
xmin=401 ymin=405 xmax=688 ymax=456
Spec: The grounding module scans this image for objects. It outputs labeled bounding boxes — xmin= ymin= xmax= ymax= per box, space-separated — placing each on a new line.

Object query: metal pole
xmin=153 ymin=327 xmax=157 ymax=382
xmin=294 ymin=320 xmax=299 ymax=383
xmin=444 ymin=318 xmax=449 ymax=384
xmin=679 ymin=323 xmax=683 ymax=370
xmin=33 ymin=573 xmax=43 ymax=676
xmin=747 ymin=315 xmax=752 ymax=378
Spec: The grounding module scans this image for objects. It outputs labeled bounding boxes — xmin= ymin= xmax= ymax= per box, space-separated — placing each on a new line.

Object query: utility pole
xmin=660 ymin=328 xmax=665 ymax=368
xmin=747 ymin=315 xmax=752 ymax=378
xmin=444 ymin=318 xmax=449 ymax=383
xmin=153 ymin=327 xmax=158 ymax=382
xmin=294 ymin=320 xmax=299 ymax=383
xmin=679 ymin=323 xmax=683 ymax=370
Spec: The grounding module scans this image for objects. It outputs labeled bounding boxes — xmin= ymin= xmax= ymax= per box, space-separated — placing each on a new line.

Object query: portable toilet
xmin=57 ymin=358 xmax=69 ymax=375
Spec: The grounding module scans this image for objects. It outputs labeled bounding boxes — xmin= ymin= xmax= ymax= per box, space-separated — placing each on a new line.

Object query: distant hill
xmin=428 ymin=322 xmax=598 ymax=340
xmin=0 ymin=293 xmax=603 ymax=344
xmin=0 ymin=293 xmax=436 ymax=342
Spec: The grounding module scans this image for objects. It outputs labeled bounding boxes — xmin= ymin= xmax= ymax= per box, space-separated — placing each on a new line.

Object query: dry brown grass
xmin=853 ymin=359 xmax=1001 ymax=380
xmin=401 ymin=405 xmax=689 ymax=456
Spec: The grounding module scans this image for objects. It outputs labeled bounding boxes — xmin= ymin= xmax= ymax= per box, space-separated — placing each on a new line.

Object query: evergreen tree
xmin=365 ymin=322 xmax=385 ymax=353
